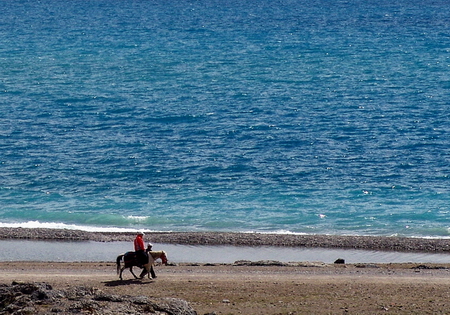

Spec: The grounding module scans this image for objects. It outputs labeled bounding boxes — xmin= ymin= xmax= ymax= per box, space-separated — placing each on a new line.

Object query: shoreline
xmin=1 ymin=227 xmax=450 ymax=253
xmin=2 ymin=228 xmax=450 ymax=314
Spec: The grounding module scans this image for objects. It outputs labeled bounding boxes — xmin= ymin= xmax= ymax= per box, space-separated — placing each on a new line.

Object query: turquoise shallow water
xmin=1 ymin=0 xmax=450 ymax=237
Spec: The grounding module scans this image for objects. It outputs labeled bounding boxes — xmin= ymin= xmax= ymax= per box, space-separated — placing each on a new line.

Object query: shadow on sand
xmin=103 ymin=278 xmax=155 ymax=287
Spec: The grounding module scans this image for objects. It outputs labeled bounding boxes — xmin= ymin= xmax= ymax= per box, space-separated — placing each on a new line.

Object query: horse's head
xmin=161 ymin=251 xmax=168 ymax=265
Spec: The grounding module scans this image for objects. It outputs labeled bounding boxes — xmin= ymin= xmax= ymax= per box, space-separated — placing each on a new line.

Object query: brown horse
xmin=116 ymin=250 xmax=168 ymax=280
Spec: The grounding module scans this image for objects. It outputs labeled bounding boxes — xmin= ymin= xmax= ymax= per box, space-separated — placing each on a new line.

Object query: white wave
xmin=244 ymin=230 xmax=309 ymax=235
xmin=125 ymin=215 xmax=149 ymax=222
xmin=0 ymin=221 xmax=152 ymax=233
xmin=2 ymin=222 xmax=448 ymax=239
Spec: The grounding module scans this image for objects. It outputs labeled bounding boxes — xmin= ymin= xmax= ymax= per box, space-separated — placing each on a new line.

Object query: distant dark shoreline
xmin=1 ymin=227 xmax=450 ymax=253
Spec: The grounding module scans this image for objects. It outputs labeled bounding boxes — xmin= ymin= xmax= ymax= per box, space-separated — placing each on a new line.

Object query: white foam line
xmin=0 ymin=221 xmax=149 ymax=233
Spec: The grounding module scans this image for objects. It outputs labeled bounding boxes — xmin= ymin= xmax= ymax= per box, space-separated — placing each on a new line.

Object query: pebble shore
xmin=1 ymin=227 xmax=450 ymax=253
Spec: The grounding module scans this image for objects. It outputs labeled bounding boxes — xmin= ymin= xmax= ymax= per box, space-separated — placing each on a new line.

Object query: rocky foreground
xmin=0 ymin=281 xmax=197 ymax=315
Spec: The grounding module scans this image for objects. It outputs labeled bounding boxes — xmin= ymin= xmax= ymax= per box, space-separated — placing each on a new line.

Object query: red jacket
xmin=134 ymin=235 xmax=145 ymax=251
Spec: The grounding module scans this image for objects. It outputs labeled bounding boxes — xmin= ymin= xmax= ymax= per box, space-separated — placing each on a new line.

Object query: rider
xmin=134 ymin=231 xmax=148 ymax=267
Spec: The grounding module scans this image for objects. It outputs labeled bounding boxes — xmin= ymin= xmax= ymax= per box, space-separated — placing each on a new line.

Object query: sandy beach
xmin=2 ymin=261 xmax=450 ymax=314
xmin=1 ymin=228 xmax=450 ymax=314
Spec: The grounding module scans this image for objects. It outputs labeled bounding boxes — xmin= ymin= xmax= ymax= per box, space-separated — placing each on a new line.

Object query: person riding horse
xmin=116 ymin=249 xmax=168 ymax=280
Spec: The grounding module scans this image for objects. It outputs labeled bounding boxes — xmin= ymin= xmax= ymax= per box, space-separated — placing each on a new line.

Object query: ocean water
xmin=1 ymin=0 xmax=450 ymax=238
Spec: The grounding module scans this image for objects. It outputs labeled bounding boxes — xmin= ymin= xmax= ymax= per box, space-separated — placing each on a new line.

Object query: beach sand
xmin=2 ymin=261 xmax=450 ymax=314
xmin=1 ymin=228 xmax=450 ymax=314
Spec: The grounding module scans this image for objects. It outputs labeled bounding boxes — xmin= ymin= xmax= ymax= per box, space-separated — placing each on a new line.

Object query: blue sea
xmin=1 ymin=0 xmax=450 ymax=238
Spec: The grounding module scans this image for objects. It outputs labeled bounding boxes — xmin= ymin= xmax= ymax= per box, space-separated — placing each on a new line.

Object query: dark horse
xmin=116 ymin=250 xmax=168 ymax=280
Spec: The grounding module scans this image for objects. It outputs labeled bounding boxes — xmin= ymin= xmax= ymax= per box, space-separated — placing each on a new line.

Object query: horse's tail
xmin=116 ymin=254 xmax=124 ymax=275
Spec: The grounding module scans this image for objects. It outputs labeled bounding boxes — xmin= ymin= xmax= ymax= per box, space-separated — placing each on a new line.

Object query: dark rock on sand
xmin=234 ymin=260 xmax=287 ymax=266
xmin=0 ymin=281 xmax=197 ymax=315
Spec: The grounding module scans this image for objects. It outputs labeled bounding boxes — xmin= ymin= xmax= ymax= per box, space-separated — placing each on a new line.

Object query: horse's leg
xmin=150 ymin=265 xmax=156 ymax=279
xmin=119 ymin=267 xmax=125 ymax=280
xmin=139 ymin=268 xmax=147 ymax=279
xmin=117 ymin=254 xmax=124 ymax=279
xmin=129 ymin=266 xmax=139 ymax=279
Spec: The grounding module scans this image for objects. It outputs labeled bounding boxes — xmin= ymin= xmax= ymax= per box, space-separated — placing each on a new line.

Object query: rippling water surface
xmin=1 ymin=0 xmax=450 ymax=237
